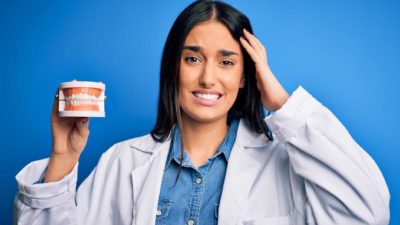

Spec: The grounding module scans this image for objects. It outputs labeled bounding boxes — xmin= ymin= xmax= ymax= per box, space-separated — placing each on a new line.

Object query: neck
xmin=180 ymin=114 xmax=229 ymax=168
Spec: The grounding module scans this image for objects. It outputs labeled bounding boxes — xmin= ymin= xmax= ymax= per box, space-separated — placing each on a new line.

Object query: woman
xmin=14 ymin=1 xmax=390 ymax=225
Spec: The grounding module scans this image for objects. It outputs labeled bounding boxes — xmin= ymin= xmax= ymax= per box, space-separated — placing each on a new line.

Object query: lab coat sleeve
xmin=13 ymin=144 xmax=121 ymax=225
xmin=265 ymin=86 xmax=390 ymax=225
xmin=14 ymin=158 xmax=79 ymax=225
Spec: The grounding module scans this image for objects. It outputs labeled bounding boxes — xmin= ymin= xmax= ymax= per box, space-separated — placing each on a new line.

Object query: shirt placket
xmin=184 ymin=157 xmax=214 ymax=225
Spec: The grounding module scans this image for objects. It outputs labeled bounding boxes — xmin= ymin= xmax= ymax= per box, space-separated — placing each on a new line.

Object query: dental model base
xmin=58 ymin=81 xmax=106 ymax=117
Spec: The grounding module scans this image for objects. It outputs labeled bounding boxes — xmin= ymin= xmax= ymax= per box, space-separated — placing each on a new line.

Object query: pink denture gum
xmin=58 ymin=81 xmax=106 ymax=117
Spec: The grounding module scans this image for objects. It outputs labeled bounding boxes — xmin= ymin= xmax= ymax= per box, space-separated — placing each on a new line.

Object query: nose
xmin=199 ymin=61 xmax=216 ymax=88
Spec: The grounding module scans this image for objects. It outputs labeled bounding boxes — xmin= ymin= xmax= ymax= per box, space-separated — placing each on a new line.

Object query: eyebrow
xmin=183 ymin=45 xmax=202 ymax=52
xmin=182 ymin=45 xmax=239 ymax=57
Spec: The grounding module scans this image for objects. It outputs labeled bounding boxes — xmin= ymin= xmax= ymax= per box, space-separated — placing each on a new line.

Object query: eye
xmin=184 ymin=56 xmax=201 ymax=64
xmin=220 ymin=60 xmax=234 ymax=67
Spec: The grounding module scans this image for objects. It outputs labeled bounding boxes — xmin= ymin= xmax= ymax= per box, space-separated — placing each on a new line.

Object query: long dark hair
xmin=151 ymin=0 xmax=273 ymax=143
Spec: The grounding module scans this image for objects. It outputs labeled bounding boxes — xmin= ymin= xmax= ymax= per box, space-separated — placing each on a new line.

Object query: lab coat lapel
xmin=218 ymin=142 xmax=262 ymax=224
xmin=130 ymin=138 xmax=171 ymax=225
xmin=218 ymin=119 xmax=271 ymax=224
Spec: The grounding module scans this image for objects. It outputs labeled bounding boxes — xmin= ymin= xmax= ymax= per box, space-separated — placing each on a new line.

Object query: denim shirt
xmin=156 ymin=119 xmax=239 ymax=225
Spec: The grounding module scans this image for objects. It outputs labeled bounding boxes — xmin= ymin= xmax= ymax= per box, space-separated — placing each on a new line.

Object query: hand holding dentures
xmin=45 ymin=80 xmax=106 ymax=183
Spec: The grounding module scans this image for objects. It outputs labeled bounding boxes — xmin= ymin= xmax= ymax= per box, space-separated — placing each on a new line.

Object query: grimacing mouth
xmin=192 ymin=90 xmax=223 ymax=101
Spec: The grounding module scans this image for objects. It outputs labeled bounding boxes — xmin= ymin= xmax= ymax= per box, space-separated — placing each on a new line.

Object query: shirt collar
xmin=165 ymin=119 xmax=239 ymax=169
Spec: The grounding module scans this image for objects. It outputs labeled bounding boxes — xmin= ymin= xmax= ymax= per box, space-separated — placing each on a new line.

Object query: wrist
xmin=44 ymin=153 xmax=80 ymax=183
xmin=50 ymin=151 xmax=81 ymax=161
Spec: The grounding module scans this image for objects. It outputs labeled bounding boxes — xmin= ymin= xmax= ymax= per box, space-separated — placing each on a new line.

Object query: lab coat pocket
xmin=243 ymin=214 xmax=292 ymax=225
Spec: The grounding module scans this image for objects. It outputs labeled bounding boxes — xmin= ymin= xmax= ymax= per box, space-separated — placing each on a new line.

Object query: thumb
xmin=76 ymin=117 xmax=90 ymax=137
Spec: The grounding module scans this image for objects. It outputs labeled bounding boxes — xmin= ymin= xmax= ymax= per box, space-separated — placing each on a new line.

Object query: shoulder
xmin=115 ymin=133 xmax=158 ymax=153
xmin=236 ymin=118 xmax=288 ymax=163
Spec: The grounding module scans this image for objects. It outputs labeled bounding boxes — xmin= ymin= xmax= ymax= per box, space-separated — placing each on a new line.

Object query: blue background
xmin=1 ymin=0 xmax=399 ymax=224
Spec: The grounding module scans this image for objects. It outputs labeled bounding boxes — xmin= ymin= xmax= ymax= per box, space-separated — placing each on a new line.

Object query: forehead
xmin=184 ymin=21 xmax=240 ymax=52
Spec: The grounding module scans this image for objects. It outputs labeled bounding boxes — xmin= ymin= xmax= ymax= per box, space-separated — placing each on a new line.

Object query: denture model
xmin=58 ymin=81 xmax=106 ymax=117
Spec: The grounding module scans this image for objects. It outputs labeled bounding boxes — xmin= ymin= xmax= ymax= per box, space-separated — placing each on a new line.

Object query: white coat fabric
xmin=14 ymin=86 xmax=390 ymax=225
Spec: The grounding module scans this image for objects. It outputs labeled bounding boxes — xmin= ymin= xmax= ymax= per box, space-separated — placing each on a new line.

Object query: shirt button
xmin=156 ymin=210 xmax=162 ymax=216
xmin=187 ymin=219 xmax=195 ymax=225
xmin=195 ymin=178 xmax=202 ymax=184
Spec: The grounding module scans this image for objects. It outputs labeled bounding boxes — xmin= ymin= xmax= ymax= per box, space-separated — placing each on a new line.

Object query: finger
xmin=243 ymin=29 xmax=265 ymax=54
xmin=241 ymin=36 xmax=265 ymax=63
xmin=240 ymin=36 xmax=261 ymax=64
xmin=253 ymin=37 xmax=267 ymax=62
xmin=75 ymin=117 xmax=90 ymax=137
xmin=243 ymin=29 xmax=267 ymax=61
xmin=51 ymin=88 xmax=60 ymax=117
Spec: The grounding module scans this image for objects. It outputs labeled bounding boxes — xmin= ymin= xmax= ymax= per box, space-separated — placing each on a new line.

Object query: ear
xmin=239 ymin=75 xmax=245 ymax=88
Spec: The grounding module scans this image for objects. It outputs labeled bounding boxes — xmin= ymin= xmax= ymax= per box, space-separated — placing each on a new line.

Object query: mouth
xmin=192 ymin=90 xmax=223 ymax=106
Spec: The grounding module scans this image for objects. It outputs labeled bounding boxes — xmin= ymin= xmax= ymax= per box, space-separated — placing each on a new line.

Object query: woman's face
xmin=179 ymin=21 xmax=245 ymax=124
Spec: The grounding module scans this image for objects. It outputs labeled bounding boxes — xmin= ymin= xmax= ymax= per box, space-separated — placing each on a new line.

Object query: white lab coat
xmin=14 ymin=86 xmax=390 ymax=225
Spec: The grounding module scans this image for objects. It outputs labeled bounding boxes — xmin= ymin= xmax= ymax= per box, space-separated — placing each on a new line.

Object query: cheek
xmin=179 ymin=62 xmax=202 ymax=92
xmin=222 ymin=70 xmax=244 ymax=93
xmin=224 ymin=79 xmax=242 ymax=100
xmin=226 ymin=61 xmax=244 ymax=90
xmin=178 ymin=66 xmax=196 ymax=103
xmin=179 ymin=70 xmax=191 ymax=95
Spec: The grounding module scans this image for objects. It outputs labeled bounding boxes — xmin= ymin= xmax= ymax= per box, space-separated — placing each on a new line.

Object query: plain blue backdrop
xmin=1 ymin=0 xmax=399 ymax=224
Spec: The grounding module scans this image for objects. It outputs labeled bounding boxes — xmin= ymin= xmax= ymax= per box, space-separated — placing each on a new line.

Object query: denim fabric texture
xmin=156 ymin=119 xmax=239 ymax=225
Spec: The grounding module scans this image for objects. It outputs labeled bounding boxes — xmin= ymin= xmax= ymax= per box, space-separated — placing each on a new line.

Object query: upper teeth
xmin=65 ymin=93 xmax=98 ymax=106
xmin=194 ymin=92 xmax=220 ymax=100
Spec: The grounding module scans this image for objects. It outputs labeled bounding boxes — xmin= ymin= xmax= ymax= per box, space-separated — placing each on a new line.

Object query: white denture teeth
xmin=65 ymin=94 xmax=98 ymax=106
xmin=58 ymin=81 xmax=106 ymax=117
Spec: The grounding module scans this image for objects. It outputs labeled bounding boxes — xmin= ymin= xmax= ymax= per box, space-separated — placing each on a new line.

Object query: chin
xmin=181 ymin=107 xmax=228 ymax=124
